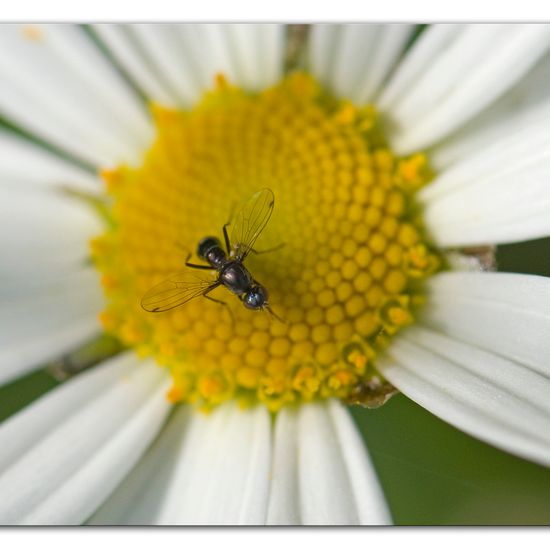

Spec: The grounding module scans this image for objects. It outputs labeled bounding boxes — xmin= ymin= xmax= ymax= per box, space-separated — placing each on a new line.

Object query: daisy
xmin=1 ymin=23 xmax=550 ymax=526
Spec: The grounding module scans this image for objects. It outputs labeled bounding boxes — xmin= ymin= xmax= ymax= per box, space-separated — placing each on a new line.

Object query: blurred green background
xmin=2 ymin=237 xmax=550 ymax=526
xmin=1 ymin=24 xmax=550 ymax=526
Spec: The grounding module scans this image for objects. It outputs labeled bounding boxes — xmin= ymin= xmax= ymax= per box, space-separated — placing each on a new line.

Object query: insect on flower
xmin=141 ymin=188 xmax=282 ymax=318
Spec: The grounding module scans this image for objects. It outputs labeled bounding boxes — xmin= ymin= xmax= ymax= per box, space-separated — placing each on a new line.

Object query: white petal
xmin=327 ymin=401 xmax=392 ymax=524
xmin=94 ymin=24 xmax=284 ymax=107
xmin=381 ymin=24 xmax=500 ymax=122
xmin=0 ymin=268 xmax=102 ymax=385
xmin=379 ymin=326 xmax=550 ymax=467
xmin=0 ymin=24 xmax=152 ymax=167
xmin=420 ymin=272 xmax=550 ymax=378
xmin=93 ymin=400 xmax=389 ymax=525
xmin=92 ymin=24 xmax=176 ymax=106
xmin=0 ymin=130 xmax=98 ymax=192
xmin=384 ymin=24 xmax=550 ymax=154
xmin=39 ymin=25 xmax=152 ymax=147
xmin=430 ymin=52 xmax=550 ymax=169
xmin=308 ymin=24 xmax=341 ymax=85
xmin=378 ymin=24 xmax=464 ymax=109
xmin=356 ymin=25 xmax=414 ymax=104
xmin=0 ymin=185 xmax=101 ymax=284
xmin=0 ymin=185 xmax=104 ymax=382
xmin=308 ymin=24 xmax=413 ymax=104
xmin=88 ymin=407 xmax=192 ymax=525
xmin=224 ymin=24 xmax=283 ymax=91
xmin=159 ymin=403 xmax=272 ymax=525
xmin=268 ymin=401 xmax=391 ymax=525
xmin=264 ymin=406 xmax=301 ymax=524
xmin=130 ymin=24 xmax=204 ymax=105
xmin=258 ymin=24 xmax=286 ymax=86
xmin=0 ymin=353 xmax=171 ymax=525
xmin=419 ymin=113 xmax=550 ymax=247
xmin=90 ymin=402 xmax=272 ymax=525
xmin=298 ymin=403 xmax=354 ymax=525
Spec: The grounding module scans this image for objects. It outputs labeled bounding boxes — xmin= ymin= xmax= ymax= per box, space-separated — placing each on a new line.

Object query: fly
xmin=141 ymin=188 xmax=281 ymax=318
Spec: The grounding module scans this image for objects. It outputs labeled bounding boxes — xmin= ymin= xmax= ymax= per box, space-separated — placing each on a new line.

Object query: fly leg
xmin=250 ymin=242 xmax=286 ymax=255
xmin=203 ymin=285 xmax=235 ymax=322
xmin=185 ymin=253 xmax=214 ymax=270
xmin=223 ymin=223 xmax=232 ymax=256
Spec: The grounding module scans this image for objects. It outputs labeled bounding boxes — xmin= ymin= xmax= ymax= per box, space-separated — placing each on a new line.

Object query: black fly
xmin=141 ymin=188 xmax=281 ymax=318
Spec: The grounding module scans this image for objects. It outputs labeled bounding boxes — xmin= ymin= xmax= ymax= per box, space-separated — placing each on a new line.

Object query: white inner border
xmin=1 ymin=1 xmax=550 ymax=22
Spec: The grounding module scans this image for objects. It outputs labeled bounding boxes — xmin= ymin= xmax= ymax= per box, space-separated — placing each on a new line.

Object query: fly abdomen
xmin=197 ymin=236 xmax=226 ymax=268
xmin=220 ymin=261 xmax=253 ymax=295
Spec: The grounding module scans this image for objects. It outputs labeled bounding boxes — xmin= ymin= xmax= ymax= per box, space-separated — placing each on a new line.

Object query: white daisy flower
xmin=1 ymin=23 xmax=550 ymax=525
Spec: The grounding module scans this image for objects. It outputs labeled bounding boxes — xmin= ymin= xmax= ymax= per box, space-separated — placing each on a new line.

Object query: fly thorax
xmin=220 ymin=262 xmax=253 ymax=294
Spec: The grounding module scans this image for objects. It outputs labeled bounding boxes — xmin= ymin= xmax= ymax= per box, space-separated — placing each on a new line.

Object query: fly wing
xmin=141 ymin=271 xmax=218 ymax=312
xmin=229 ymin=188 xmax=275 ymax=261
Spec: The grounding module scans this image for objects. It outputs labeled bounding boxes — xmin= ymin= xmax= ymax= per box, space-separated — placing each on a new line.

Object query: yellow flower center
xmin=91 ymin=73 xmax=441 ymax=411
